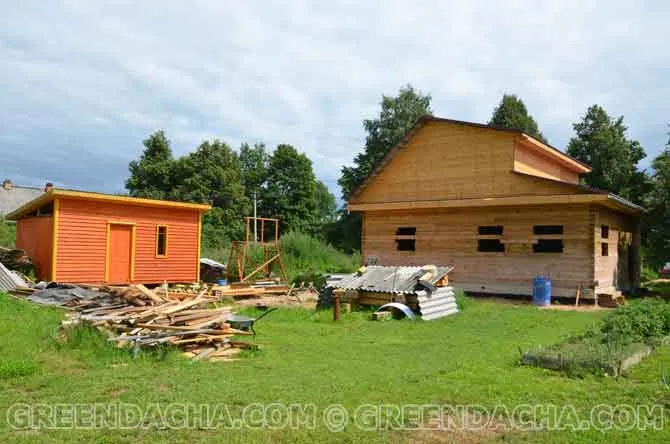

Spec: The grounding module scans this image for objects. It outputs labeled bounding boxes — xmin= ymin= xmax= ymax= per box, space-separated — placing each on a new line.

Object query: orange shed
xmin=6 ymin=189 xmax=211 ymax=284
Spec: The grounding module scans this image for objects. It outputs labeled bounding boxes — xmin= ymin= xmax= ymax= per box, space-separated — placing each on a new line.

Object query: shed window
xmin=396 ymin=227 xmax=416 ymax=236
xmin=156 ymin=225 xmax=168 ymax=257
xmin=534 ymin=239 xmax=564 ymax=253
xmin=601 ymin=225 xmax=609 ymax=239
xmin=533 ymin=225 xmax=564 ymax=235
xmin=477 ymin=225 xmax=505 ymax=252
xmin=533 ymin=225 xmax=564 ymax=253
xmin=478 ymin=239 xmax=505 ymax=252
xmin=478 ymin=225 xmax=503 ymax=235
xmin=396 ymin=239 xmax=416 ymax=251
xmin=601 ymin=242 xmax=609 ymax=256
xmin=395 ymin=227 xmax=416 ymax=251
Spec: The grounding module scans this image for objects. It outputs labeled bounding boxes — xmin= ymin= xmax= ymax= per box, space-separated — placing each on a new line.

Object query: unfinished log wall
xmin=362 ymin=204 xmax=596 ymax=298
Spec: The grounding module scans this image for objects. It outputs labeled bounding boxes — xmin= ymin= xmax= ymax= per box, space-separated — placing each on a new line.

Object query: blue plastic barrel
xmin=217 ymin=279 xmax=228 ymax=286
xmin=532 ymin=276 xmax=551 ymax=306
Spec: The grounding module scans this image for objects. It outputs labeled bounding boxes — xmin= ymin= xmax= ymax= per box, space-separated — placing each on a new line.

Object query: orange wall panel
xmin=56 ymin=198 xmax=200 ymax=284
xmin=16 ymin=216 xmax=53 ymax=281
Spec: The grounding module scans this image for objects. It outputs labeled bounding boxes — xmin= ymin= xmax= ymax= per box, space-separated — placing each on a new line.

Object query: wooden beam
xmin=349 ymin=194 xmax=609 ymax=212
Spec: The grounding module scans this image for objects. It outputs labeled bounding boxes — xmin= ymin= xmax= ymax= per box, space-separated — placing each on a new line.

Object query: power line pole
xmin=253 ymin=191 xmax=257 ymax=244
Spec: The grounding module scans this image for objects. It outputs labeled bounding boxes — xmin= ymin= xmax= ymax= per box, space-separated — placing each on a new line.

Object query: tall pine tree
xmin=567 ymin=105 xmax=648 ymax=203
xmin=126 ymin=131 xmax=175 ymax=199
xmin=645 ymin=135 xmax=670 ymax=267
xmin=488 ymin=94 xmax=547 ymax=143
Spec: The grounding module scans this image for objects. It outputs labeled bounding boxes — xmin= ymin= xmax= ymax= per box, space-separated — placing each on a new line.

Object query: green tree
xmin=567 ymin=105 xmax=648 ymax=203
xmin=239 ymin=142 xmax=268 ymax=203
xmin=126 ymin=131 xmax=175 ymax=199
xmin=174 ymin=139 xmax=249 ymax=244
xmin=264 ymin=144 xmax=318 ymax=233
xmin=488 ymin=94 xmax=547 ymax=143
xmin=313 ymin=180 xmax=337 ymax=226
xmin=339 ymin=84 xmax=432 ymax=200
xmin=645 ymin=138 xmax=670 ymax=267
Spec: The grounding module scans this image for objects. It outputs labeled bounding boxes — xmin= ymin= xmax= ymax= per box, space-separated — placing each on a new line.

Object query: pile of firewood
xmin=62 ymin=289 xmax=255 ymax=362
xmin=0 ymin=247 xmax=35 ymax=277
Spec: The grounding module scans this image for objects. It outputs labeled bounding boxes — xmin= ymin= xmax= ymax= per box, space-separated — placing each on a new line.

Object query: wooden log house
xmin=347 ymin=116 xmax=643 ymax=299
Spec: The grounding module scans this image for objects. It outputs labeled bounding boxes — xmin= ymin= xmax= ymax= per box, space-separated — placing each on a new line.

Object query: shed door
xmin=107 ymin=224 xmax=133 ymax=284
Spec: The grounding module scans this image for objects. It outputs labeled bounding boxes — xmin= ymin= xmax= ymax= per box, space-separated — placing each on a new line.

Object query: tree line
xmin=125 ymin=85 xmax=669 ymax=268
xmin=125 ymin=135 xmax=336 ymax=250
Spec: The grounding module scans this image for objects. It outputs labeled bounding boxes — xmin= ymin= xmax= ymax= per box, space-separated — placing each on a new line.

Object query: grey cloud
xmin=1 ymin=0 xmax=668 ymax=197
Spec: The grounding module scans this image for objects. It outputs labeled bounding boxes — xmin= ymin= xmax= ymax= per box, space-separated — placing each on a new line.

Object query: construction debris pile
xmin=327 ymin=265 xmax=459 ymax=321
xmin=24 ymin=284 xmax=257 ymax=362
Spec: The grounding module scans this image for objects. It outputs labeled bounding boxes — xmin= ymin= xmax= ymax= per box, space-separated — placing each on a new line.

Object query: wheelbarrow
xmin=226 ymin=307 xmax=278 ymax=336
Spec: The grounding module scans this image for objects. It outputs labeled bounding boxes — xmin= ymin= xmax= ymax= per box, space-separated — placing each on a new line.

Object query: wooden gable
xmin=350 ymin=120 xmax=588 ymax=205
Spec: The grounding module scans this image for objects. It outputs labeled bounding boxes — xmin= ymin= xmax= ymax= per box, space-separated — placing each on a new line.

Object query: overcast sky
xmin=2 ymin=1 xmax=668 ymax=198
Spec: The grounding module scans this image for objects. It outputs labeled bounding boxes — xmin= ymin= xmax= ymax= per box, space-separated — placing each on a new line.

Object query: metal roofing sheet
xmin=329 ymin=265 xmax=453 ymax=294
xmin=0 ymin=261 xmax=27 ymax=292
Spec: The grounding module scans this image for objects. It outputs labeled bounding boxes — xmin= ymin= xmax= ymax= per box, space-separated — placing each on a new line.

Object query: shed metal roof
xmin=329 ymin=265 xmax=453 ymax=294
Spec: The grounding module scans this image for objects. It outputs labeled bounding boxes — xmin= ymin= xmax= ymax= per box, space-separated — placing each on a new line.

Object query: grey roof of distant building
xmin=0 ymin=185 xmax=44 ymax=217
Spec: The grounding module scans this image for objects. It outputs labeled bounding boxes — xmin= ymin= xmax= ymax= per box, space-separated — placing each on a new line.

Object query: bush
xmin=0 ymin=219 xmax=16 ymax=248
xmin=641 ymin=265 xmax=660 ymax=283
xmin=206 ymin=231 xmax=360 ymax=283
xmin=600 ymin=298 xmax=670 ymax=344
xmin=280 ymin=231 xmax=360 ymax=281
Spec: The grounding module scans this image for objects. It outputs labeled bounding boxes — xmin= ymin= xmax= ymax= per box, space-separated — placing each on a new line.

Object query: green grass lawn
xmin=1 ymin=293 xmax=669 ymax=443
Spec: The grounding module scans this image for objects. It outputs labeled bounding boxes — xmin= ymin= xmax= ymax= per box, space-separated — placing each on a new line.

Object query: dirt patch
xmin=107 ymin=386 xmax=129 ymax=398
xmin=38 ymin=352 xmax=87 ymax=374
xmin=233 ymin=292 xmax=317 ymax=310
xmin=407 ymin=411 xmax=521 ymax=443
xmin=540 ymin=304 xmax=611 ymax=312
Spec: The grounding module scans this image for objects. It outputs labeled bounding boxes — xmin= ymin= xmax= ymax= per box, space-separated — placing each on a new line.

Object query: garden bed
xmin=522 ymin=337 xmax=651 ymax=376
xmin=523 ymin=297 xmax=670 ymax=376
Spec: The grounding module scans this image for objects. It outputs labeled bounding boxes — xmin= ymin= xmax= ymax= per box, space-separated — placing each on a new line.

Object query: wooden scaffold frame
xmin=227 ymin=217 xmax=288 ymax=283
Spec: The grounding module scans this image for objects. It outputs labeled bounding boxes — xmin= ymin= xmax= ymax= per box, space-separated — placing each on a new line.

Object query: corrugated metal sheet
xmin=416 ymin=287 xmax=458 ymax=320
xmin=328 ymin=265 xmax=453 ymax=294
xmin=0 ymin=261 xmax=27 ymax=292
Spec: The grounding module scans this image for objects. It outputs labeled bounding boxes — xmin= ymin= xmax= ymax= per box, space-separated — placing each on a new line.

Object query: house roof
xmin=348 ymin=115 xmax=592 ymax=201
xmin=349 ymin=171 xmax=643 ymax=214
xmin=511 ymin=171 xmax=644 ymax=213
xmin=6 ymin=189 xmax=212 ymax=220
xmin=0 ymin=185 xmax=44 ymax=217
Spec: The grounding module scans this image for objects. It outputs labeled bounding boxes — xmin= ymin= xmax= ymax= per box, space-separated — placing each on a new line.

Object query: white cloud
xmin=1 ymin=0 xmax=668 ymax=198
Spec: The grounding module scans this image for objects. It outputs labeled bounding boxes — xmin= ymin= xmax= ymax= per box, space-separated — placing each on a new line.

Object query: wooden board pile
xmin=62 ymin=288 xmax=255 ymax=362
xmin=211 ymin=281 xmax=291 ymax=298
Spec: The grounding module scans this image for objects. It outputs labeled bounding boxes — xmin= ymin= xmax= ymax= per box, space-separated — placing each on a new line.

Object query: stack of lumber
xmin=212 ymin=281 xmax=290 ymax=298
xmin=62 ymin=289 xmax=255 ymax=362
xmin=0 ymin=247 xmax=35 ymax=277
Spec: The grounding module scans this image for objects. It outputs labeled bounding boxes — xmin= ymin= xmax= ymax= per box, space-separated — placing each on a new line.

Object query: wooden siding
xmin=593 ymin=206 xmax=638 ymax=293
xmin=351 ymin=121 xmax=585 ymax=205
xmin=56 ymin=198 xmax=200 ymax=284
xmin=16 ymin=216 xmax=53 ymax=281
xmin=362 ymin=204 xmax=595 ymax=298
xmin=513 ymin=142 xmax=580 ymax=184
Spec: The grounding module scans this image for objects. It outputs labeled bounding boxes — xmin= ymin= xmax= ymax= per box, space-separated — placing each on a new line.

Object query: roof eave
xmin=518 ymin=134 xmax=592 ymax=174
xmin=5 ymin=191 xmax=54 ymax=220
xmin=6 ymin=190 xmax=212 ymax=220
